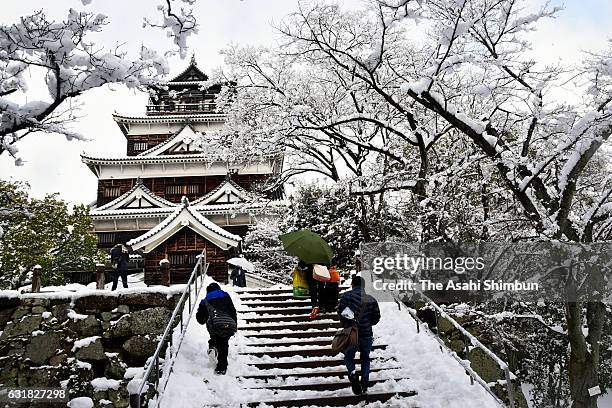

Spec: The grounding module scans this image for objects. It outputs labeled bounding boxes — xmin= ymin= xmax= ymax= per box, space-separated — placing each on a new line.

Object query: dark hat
xmin=206 ymin=282 xmax=221 ymax=293
xmin=352 ymin=275 xmax=364 ymax=288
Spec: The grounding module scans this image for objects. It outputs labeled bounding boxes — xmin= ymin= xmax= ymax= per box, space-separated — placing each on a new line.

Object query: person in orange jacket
xmin=319 ymin=261 xmax=340 ymax=313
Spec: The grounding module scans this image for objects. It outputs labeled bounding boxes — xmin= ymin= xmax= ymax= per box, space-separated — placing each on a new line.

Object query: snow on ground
xmin=91 ymin=377 xmax=121 ymax=391
xmin=72 ymin=336 xmax=100 ymax=351
xmin=2 ymin=273 xmax=185 ymax=302
xmin=157 ymin=281 xmax=500 ymax=408
xmin=67 ymin=397 xmax=94 ymax=408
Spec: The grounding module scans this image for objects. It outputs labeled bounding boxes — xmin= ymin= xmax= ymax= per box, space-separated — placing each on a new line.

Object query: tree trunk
xmin=356 ymin=196 xmax=372 ymax=242
xmin=566 ymin=301 xmax=602 ymax=408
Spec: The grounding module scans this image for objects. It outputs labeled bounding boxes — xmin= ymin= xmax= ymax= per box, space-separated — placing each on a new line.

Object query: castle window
xmin=98 ymin=233 xmax=115 ymax=244
xmin=166 ymin=185 xmax=200 ymax=195
xmin=104 ymin=187 xmax=122 ymax=198
xmin=166 ymin=185 xmax=183 ymax=195
xmin=168 ymin=252 xmax=198 ymax=266
xmin=134 ymin=142 xmax=148 ymax=152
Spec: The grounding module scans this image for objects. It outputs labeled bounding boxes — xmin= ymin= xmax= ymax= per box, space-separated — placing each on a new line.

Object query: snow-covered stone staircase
xmin=161 ymin=281 xmax=501 ymax=408
xmin=235 ymin=287 xmax=417 ymax=407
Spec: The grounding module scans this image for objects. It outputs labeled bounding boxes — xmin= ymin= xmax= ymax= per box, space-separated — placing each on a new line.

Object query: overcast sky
xmin=1 ymin=0 xmax=611 ymax=206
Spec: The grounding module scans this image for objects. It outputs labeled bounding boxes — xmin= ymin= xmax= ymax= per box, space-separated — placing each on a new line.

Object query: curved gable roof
xmin=169 ymin=57 xmax=208 ymax=83
xmin=191 ymin=179 xmax=257 ymax=206
xmin=137 ymin=125 xmax=203 ymax=157
xmin=94 ymin=181 xmax=176 ymax=212
xmin=127 ymin=199 xmax=241 ymax=252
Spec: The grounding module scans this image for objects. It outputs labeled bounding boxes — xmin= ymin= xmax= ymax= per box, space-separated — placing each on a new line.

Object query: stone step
xmin=241 ymin=330 xmax=338 ymax=339
xmin=239 ymin=366 xmax=400 ymax=381
xmin=237 ymin=307 xmax=312 ymax=315
xmin=242 ymin=314 xmax=339 ymax=324
xmin=240 ymin=321 xmax=341 ymax=332
xmin=242 ymin=301 xmax=310 ymax=308
xmin=244 ymin=339 xmax=335 ymax=347
xmin=236 ymin=287 xmax=350 ymax=295
xmin=242 ymin=391 xmax=417 ymax=407
xmin=247 ymin=377 xmax=406 ymax=392
xmin=247 ymin=358 xmax=365 ymax=370
xmin=240 ymin=294 xmax=310 ymax=302
xmin=235 ymin=288 xmax=294 ymax=295
xmin=241 ymin=344 xmax=386 ymax=358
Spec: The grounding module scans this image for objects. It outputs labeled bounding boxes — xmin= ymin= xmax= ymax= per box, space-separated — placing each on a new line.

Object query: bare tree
xmin=220 ymin=1 xmax=612 ymax=405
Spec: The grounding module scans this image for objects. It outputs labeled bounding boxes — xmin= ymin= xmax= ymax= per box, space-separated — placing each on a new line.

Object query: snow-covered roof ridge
xmin=94 ymin=180 xmax=177 ymax=212
xmin=82 ymin=151 xmax=282 ymax=165
xmin=191 ymin=178 xmax=258 ymax=206
xmin=91 ymin=201 xmax=270 ymax=219
xmin=127 ymin=199 xmax=241 ymax=252
xmin=112 ymin=112 xmax=226 ymax=126
xmin=137 ymin=124 xmax=203 ymax=157
xmin=81 ymin=152 xmax=215 ymax=164
xmin=167 ymin=57 xmax=208 ymax=83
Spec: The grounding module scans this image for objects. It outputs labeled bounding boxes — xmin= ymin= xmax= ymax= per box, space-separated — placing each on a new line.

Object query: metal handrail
xmin=397 ymin=292 xmax=516 ymax=408
xmin=129 ymin=251 xmax=208 ymax=408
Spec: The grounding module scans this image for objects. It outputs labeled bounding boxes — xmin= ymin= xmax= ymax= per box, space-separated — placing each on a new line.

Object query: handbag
xmin=331 ymin=294 xmax=367 ymax=354
xmin=205 ymin=302 xmax=237 ymax=338
xmin=292 ymin=268 xmax=310 ymax=297
xmin=313 ymin=264 xmax=331 ymax=282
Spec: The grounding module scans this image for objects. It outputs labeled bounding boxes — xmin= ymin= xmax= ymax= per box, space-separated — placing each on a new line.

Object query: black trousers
xmin=209 ymin=335 xmax=230 ymax=371
xmin=111 ymin=269 xmax=128 ymax=291
xmin=306 ymin=271 xmax=322 ymax=307
xmin=320 ymin=282 xmax=339 ymax=312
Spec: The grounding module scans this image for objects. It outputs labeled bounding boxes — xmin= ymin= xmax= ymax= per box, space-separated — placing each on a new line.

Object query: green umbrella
xmin=279 ymin=229 xmax=333 ymax=265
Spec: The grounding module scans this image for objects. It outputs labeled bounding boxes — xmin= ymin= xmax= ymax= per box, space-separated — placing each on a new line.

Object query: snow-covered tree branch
xmin=0 ymin=1 xmax=201 ymax=164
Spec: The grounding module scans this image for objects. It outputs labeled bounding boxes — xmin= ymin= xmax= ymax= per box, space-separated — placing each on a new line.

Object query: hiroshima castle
xmin=82 ymin=58 xmax=283 ymax=284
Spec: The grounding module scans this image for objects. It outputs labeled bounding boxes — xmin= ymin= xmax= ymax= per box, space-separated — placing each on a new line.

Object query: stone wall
xmin=0 ymin=289 xmax=182 ymax=408
xmin=415 ymin=305 xmax=529 ymax=408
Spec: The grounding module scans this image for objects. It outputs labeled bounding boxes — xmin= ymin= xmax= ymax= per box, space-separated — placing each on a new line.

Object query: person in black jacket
xmin=196 ymin=283 xmax=237 ymax=375
xmin=300 ymin=260 xmax=323 ymax=319
xmin=337 ymin=275 xmax=381 ymax=395
xmin=110 ymin=244 xmax=129 ymax=291
xmin=229 ymin=266 xmax=247 ymax=287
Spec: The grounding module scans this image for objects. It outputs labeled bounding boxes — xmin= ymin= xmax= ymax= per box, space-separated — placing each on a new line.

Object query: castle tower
xmin=82 ymin=58 xmax=283 ymax=284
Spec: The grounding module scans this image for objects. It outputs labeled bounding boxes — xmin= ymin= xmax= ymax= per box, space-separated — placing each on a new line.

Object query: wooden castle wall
xmin=126 ymin=134 xmax=170 ymax=156
xmin=143 ymin=228 xmax=236 ymax=285
xmin=96 ymin=174 xmax=273 ymax=206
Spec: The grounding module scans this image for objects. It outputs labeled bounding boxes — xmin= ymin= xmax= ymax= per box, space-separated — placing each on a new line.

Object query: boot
xmin=207 ymin=348 xmax=218 ymax=366
xmin=348 ymin=370 xmax=362 ymax=395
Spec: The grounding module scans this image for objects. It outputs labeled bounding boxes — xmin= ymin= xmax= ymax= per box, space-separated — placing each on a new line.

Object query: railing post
xmin=129 ymin=393 xmax=141 ymax=408
xmin=160 ymin=259 xmax=171 ymax=286
xmin=505 ymin=367 xmax=515 ymax=408
xmin=155 ymin=356 xmax=160 ymax=389
xmin=463 ymin=333 xmax=474 ymax=385
xmin=31 ymin=265 xmax=42 ymax=293
xmin=96 ymin=264 xmax=106 ymax=290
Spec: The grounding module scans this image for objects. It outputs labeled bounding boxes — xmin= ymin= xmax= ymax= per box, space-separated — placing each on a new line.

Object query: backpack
xmin=205 ymin=302 xmax=237 ymax=338
xmin=331 ymin=295 xmax=367 ymax=354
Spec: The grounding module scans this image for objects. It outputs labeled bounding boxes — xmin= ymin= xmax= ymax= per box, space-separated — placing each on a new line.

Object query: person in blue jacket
xmin=337 ymin=275 xmax=381 ymax=395
xmin=196 ymin=283 xmax=237 ymax=375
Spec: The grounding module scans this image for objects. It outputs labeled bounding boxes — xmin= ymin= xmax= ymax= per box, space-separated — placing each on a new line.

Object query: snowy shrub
xmin=243 ymin=217 xmax=294 ymax=274
xmin=0 ymin=180 xmax=104 ymax=289
xmin=281 ymin=183 xmax=405 ymax=266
